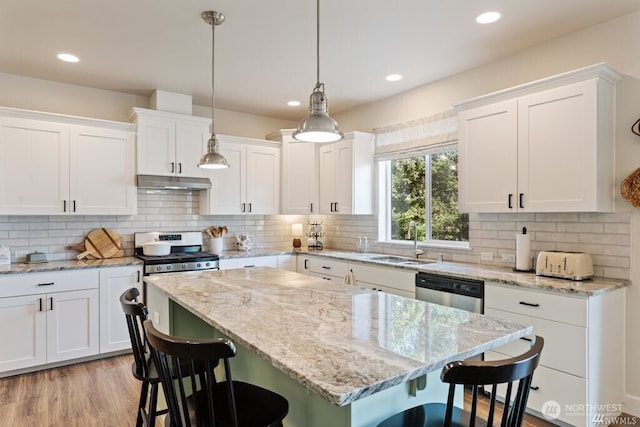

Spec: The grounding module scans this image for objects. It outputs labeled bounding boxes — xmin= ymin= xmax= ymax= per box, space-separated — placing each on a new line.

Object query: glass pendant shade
xmin=293 ymin=84 xmax=343 ymax=143
xmin=198 ymin=136 xmax=228 ymax=169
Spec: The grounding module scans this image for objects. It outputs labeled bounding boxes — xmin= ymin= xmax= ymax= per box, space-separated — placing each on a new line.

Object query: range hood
xmin=136 ymin=174 xmax=211 ymax=190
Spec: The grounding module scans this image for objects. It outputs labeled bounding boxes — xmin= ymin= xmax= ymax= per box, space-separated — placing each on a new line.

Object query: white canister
xmin=209 ymin=238 xmax=224 ymax=254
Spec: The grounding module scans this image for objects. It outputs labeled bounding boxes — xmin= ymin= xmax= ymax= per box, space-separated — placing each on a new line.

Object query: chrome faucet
xmin=408 ymin=221 xmax=424 ymax=258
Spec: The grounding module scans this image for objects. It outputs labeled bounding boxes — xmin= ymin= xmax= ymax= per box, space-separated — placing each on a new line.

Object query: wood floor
xmin=0 ymin=354 xmax=634 ymax=426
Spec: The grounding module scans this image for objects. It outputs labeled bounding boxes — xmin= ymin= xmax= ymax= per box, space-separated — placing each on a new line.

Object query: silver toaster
xmin=535 ymin=251 xmax=593 ymax=281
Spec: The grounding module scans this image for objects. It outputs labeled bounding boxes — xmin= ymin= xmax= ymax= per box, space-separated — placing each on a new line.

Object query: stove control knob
xmin=196 ymin=263 xmax=202 ymax=268
xmin=155 ymin=266 xmax=162 ymax=272
xmin=166 ymin=265 xmax=172 ymax=271
xmin=205 ymin=262 xmax=211 ymax=267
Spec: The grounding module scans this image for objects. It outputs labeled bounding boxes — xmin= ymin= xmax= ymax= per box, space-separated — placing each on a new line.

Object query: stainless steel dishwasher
xmin=415 ymin=272 xmax=484 ymax=313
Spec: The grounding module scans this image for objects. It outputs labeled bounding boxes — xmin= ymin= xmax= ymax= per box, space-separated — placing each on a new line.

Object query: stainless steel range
xmin=134 ymin=231 xmax=220 ymax=275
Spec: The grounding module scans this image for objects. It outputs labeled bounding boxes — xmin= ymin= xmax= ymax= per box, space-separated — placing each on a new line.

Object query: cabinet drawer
xmin=349 ymin=264 xmax=415 ymax=293
xmin=0 ymin=269 xmax=99 ymax=298
xmin=219 ymin=256 xmax=278 ymax=270
xmin=485 ymin=308 xmax=586 ymax=377
xmin=308 ymin=257 xmax=349 ymax=277
xmin=485 ymin=283 xmax=586 ymax=326
xmin=485 ymin=351 xmax=586 ymax=426
xmin=309 ymin=271 xmax=343 ymax=283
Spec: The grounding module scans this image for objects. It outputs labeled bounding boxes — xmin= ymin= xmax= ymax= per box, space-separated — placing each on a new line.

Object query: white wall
xmin=0 ymin=72 xmax=296 ymax=139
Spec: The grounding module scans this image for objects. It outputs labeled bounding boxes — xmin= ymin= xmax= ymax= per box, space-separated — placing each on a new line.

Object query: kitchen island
xmin=145 ymin=267 xmax=533 ymax=427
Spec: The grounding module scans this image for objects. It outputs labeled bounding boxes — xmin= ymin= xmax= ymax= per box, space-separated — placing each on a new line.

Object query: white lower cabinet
xmin=277 ymin=255 xmax=296 ymax=272
xmin=348 ymin=263 xmax=415 ymax=298
xmin=98 ymin=266 xmax=142 ymax=353
xmin=308 ymin=257 xmax=349 ymax=283
xmin=0 ymin=270 xmax=100 ymax=374
xmin=485 ymin=282 xmax=625 ymax=426
xmin=219 ymin=256 xmax=279 ymax=270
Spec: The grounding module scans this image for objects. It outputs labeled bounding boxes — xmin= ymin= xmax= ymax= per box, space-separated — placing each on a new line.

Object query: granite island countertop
xmin=144 ymin=267 xmax=532 ymax=406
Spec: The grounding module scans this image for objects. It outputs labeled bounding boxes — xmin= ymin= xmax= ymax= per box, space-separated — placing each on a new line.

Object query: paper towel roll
xmin=516 ymin=232 xmax=531 ymax=270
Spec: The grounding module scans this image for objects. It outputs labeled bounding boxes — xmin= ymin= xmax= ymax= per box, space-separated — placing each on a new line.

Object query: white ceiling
xmin=1 ymin=0 xmax=639 ymax=121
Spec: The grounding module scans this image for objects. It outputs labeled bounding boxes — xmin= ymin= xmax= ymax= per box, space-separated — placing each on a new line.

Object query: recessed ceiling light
xmin=57 ymin=53 xmax=80 ymax=63
xmin=287 ymin=100 xmax=301 ymax=107
xmin=476 ymin=11 xmax=501 ymax=24
xmin=386 ymin=74 xmax=403 ymax=82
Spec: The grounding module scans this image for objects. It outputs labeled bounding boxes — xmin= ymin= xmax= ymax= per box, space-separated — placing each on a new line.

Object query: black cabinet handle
xmin=63 ymin=200 xmax=67 ymax=212
xmin=304 ymin=259 xmax=309 ymax=269
xmin=530 ymin=386 xmax=540 ymax=391
xmin=248 ymin=203 xmax=252 ymax=213
xmin=322 ymin=265 xmax=331 ymax=270
xmin=49 ymin=297 xmax=53 ymax=311
xmin=519 ymin=193 xmax=524 ymax=208
xmin=241 ymin=203 xmax=246 ymax=213
xmin=334 ymin=202 xmax=338 ymax=212
xmin=244 ymin=265 xmax=255 ymax=268
xmin=178 ymin=163 xmax=182 ymax=174
xmin=508 ymin=194 xmax=513 ymax=209
xmin=73 ymin=200 xmax=76 ymax=212
xmin=38 ymin=282 xmax=55 ymax=286
xmin=310 ymin=203 xmax=313 ymax=213
xmin=171 ymin=162 xmax=175 ymax=173
xmin=39 ymin=298 xmax=43 ymax=312
xmin=136 ymin=271 xmax=141 ymax=283
xmin=521 ymin=337 xmax=533 ymax=342
xmin=519 ymin=301 xmax=540 ymax=307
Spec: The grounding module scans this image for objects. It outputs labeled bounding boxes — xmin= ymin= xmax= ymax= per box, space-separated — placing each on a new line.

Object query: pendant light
xmin=292 ymin=0 xmax=343 ymax=143
xmin=198 ymin=11 xmax=229 ymax=169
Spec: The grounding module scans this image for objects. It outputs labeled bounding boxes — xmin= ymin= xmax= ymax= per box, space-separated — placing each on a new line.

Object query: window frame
xmin=377 ymin=150 xmax=470 ymax=250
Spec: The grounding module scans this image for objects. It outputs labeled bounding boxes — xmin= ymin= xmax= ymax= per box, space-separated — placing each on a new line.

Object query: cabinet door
xmin=99 ymin=266 xmax=142 ymax=353
xmin=334 ymin=141 xmax=353 ymax=214
xmin=457 ymin=100 xmax=518 ymax=213
xmin=208 ymin=141 xmax=246 ymax=214
xmin=277 ymin=255 xmax=296 ymax=272
xmin=296 ymin=256 xmax=311 ymax=275
xmin=518 ymin=79 xmax=601 ymax=212
xmin=70 ymin=126 xmax=136 ymax=215
xmin=246 ymin=144 xmax=280 ymax=214
xmin=0 ymin=118 xmax=70 ymax=214
xmin=46 ymin=289 xmax=99 ymax=363
xmin=175 ymin=121 xmax=209 ymax=178
xmin=136 ymin=117 xmax=176 ymax=176
xmin=281 ymin=141 xmax=318 ymax=214
xmin=0 ymin=295 xmax=46 ymax=372
xmin=318 ymin=144 xmax=337 ymax=214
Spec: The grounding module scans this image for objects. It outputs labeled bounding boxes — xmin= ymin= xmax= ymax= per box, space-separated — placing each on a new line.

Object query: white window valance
xmin=374 ymin=109 xmax=458 ymax=160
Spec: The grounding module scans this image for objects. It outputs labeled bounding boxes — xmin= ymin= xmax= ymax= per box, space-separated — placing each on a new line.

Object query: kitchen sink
xmin=367 ymin=255 xmax=434 ymax=266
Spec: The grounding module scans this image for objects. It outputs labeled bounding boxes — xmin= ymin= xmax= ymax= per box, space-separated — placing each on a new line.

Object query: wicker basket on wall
xmin=621 ymin=167 xmax=640 ymax=208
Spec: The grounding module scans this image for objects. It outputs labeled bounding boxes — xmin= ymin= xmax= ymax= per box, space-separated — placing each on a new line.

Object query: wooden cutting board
xmin=75 ymin=228 xmax=123 ymax=260
xmin=67 ymin=242 xmax=124 ymax=259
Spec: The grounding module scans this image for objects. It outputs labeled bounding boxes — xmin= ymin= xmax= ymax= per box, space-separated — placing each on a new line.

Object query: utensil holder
xmin=209 ymin=238 xmax=224 ymax=254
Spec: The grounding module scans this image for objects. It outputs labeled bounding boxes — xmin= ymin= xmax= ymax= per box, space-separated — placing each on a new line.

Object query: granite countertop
xmin=293 ymin=250 xmax=629 ymax=297
xmin=0 ymin=256 xmax=142 ymax=275
xmin=145 ymin=267 xmax=532 ymax=406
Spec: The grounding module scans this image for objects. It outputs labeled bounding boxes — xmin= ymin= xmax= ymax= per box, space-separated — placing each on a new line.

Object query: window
xmin=379 ymin=150 xmax=469 ymax=248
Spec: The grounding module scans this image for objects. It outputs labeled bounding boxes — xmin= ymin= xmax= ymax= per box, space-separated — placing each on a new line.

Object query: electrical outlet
xmin=502 ymin=254 xmax=515 ymax=262
xmin=480 ymin=252 xmax=494 ymax=261
xmin=153 ymin=311 xmax=161 ymax=324
xmin=14 ymin=249 xmax=30 ymax=259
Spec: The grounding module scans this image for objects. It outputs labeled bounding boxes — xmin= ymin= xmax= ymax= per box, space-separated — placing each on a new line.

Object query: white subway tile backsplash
xmin=0 ymin=190 xmax=631 ymax=280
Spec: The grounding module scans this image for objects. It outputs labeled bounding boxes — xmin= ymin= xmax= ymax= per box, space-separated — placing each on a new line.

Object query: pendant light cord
xmin=211 ymin=18 xmax=216 ymax=135
xmin=316 ymin=0 xmax=320 ymax=86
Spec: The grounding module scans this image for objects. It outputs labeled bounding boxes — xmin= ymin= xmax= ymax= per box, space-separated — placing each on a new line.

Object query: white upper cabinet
xmin=201 ymin=135 xmax=280 ymax=215
xmin=456 ymin=63 xmax=620 ymax=213
xmin=129 ymin=107 xmax=210 ymax=178
xmin=0 ymin=108 xmax=136 ymax=215
xmin=268 ymin=129 xmax=319 ymax=214
xmin=318 ymin=131 xmax=375 ymax=214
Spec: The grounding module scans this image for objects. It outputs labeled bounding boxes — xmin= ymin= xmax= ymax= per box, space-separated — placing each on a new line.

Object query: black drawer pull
xmin=521 ymin=337 xmax=533 ymax=342
xmin=244 ymin=265 xmax=255 ymax=268
xmin=38 ymin=282 xmax=55 ymax=286
xmin=322 ymin=266 xmax=331 ymax=270
xmin=530 ymin=386 xmax=540 ymax=391
xmin=519 ymin=301 xmax=540 ymax=307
